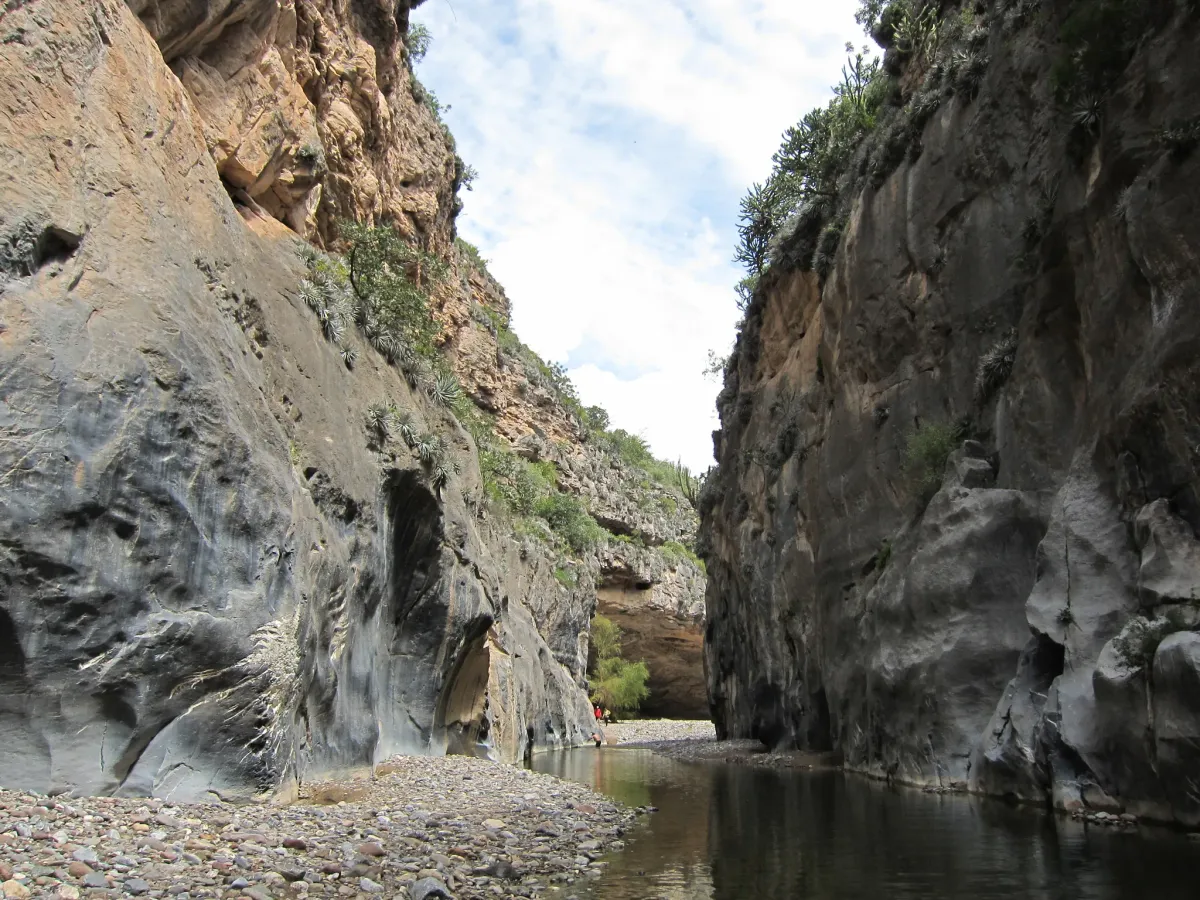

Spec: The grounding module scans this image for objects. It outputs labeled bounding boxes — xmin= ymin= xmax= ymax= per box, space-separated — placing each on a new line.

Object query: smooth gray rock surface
xmin=700 ymin=4 xmax=1200 ymax=824
xmin=0 ymin=0 xmax=593 ymax=800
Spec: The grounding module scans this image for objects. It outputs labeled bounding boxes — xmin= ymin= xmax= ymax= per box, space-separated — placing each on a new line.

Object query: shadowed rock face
xmin=700 ymin=6 xmax=1200 ymax=825
xmin=0 ymin=0 xmax=593 ymax=801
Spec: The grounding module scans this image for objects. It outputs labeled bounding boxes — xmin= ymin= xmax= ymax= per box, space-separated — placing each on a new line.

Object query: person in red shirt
xmin=594 ymin=705 xmax=603 ymax=722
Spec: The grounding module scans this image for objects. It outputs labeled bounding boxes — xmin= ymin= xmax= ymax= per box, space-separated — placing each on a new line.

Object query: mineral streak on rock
xmin=699 ymin=2 xmax=1200 ymax=826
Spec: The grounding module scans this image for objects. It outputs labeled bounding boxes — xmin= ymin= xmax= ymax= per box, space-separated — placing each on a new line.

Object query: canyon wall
xmin=700 ymin=0 xmax=1200 ymax=826
xmin=0 ymin=0 xmax=702 ymax=802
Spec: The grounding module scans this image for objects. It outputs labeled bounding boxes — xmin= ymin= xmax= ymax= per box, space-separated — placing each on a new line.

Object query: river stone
xmin=409 ymin=876 xmax=453 ymax=899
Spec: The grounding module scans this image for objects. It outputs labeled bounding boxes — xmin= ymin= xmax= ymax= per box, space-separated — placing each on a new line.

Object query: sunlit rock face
xmin=0 ymin=0 xmax=595 ymax=801
xmin=700 ymin=4 xmax=1200 ymax=825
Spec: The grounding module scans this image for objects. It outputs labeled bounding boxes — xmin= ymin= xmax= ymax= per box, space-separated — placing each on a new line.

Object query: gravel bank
xmin=0 ymin=756 xmax=643 ymax=900
xmin=601 ymin=720 xmax=715 ymax=745
xmin=605 ymin=721 xmax=841 ymax=770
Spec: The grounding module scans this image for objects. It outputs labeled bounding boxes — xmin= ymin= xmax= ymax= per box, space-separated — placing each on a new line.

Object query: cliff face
xmin=126 ymin=0 xmax=457 ymax=247
xmin=701 ymin=1 xmax=1200 ymax=825
xmin=0 ymin=0 xmax=705 ymax=800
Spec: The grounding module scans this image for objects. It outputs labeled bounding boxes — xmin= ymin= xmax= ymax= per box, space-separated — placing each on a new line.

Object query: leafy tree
xmin=591 ymin=615 xmax=622 ymax=661
xmin=904 ymin=421 xmax=962 ymax=500
xmin=733 ymin=48 xmax=885 ymax=281
xmin=703 ymin=349 xmax=728 ymax=381
xmin=588 ymin=616 xmax=650 ymax=715
xmin=583 ymin=405 xmax=610 ymax=433
xmin=340 ymin=221 xmax=446 ymax=359
xmin=405 ymin=23 xmax=432 ymax=64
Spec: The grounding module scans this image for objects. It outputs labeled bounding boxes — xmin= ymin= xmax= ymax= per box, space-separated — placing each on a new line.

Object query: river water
xmin=532 ymin=747 xmax=1200 ymax=899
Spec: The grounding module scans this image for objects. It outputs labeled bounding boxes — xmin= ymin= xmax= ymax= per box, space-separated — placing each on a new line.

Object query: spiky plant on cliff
xmin=973 ymin=329 xmax=1018 ymax=405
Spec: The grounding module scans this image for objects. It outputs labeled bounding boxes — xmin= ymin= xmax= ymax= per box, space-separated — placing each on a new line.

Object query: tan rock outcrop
xmin=125 ymin=0 xmax=456 ymax=248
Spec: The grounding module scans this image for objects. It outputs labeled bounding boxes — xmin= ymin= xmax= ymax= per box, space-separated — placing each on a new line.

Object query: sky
xmin=412 ymin=0 xmax=865 ymax=472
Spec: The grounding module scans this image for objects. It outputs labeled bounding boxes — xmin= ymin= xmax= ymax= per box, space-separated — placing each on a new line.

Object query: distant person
xmin=591 ymin=732 xmax=602 ymax=747
xmin=602 ymin=708 xmax=612 ymax=724
xmin=594 ymin=704 xmax=603 ymax=723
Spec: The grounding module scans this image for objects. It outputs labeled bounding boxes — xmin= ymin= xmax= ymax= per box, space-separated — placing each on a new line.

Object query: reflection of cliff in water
xmin=533 ymin=748 xmax=713 ymax=896
xmin=708 ymin=767 xmax=1200 ymax=900
xmin=536 ymin=748 xmax=1200 ymax=900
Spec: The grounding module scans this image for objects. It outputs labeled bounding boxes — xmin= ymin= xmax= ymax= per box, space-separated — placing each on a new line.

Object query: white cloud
xmin=413 ymin=0 xmax=864 ymax=471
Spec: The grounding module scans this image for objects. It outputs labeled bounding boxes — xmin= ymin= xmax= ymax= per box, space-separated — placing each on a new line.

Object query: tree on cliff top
xmin=588 ymin=615 xmax=649 ymax=715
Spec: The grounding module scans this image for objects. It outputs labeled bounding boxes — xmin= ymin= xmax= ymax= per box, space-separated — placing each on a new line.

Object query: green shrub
xmin=904 ymin=421 xmax=961 ymax=500
xmin=404 ymin=22 xmax=432 ymax=63
xmin=660 ymin=540 xmax=705 ymax=573
xmin=735 ymin=48 xmax=886 ymax=279
xmin=340 ymin=221 xmax=446 ymax=360
xmin=1051 ymin=0 xmax=1166 ymax=105
xmin=480 ymin=449 xmax=554 ymax=515
xmin=534 ymin=492 xmax=605 ymax=554
xmin=1111 ymin=611 xmax=1195 ymax=670
xmin=553 ymin=566 xmax=578 ymax=588
xmin=1159 ymin=116 xmax=1200 ymax=161
xmin=591 ymin=615 xmax=622 ymax=660
xmin=455 ymin=237 xmax=492 ymax=279
xmin=583 ymin=405 xmax=610 ymax=432
xmin=875 ymin=538 xmax=892 ymax=571
xmin=588 ymin=615 xmax=650 ymax=715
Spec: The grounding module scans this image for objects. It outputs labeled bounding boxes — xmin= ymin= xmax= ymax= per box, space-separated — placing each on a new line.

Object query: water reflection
xmin=533 ymin=748 xmax=1200 ymax=900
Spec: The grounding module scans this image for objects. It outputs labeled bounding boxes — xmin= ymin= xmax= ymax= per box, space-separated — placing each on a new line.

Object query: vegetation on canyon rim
xmin=720 ymin=0 xmax=1196 ymax=510
xmin=731 ymin=0 xmax=1191 ymax=319
xmin=588 ymin=615 xmax=651 ymax=716
xmin=294 ymin=25 xmax=704 ymax=568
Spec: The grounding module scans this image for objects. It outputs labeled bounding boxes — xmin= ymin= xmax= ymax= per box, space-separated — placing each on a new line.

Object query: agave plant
xmin=299 ymin=278 xmax=325 ymax=313
xmin=393 ymin=410 xmax=419 ymax=447
xmin=369 ymin=329 xmax=400 ymax=362
xmin=431 ymin=459 xmax=455 ymax=489
xmin=973 ymin=329 xmax=1018 ymax=405
xmin=296 ymin=243 xmax=324 ymax=268
xmin=1072 ymin=96 xmax=1103 ymax=135
xmin=365 ymin=402 xmax=391 ymax=438
xmin=414 ymin=433 xmax=443 ymax=463
xmin=427 ymin=372 xmax=463 ymax=408
xmin=340 ymin=345 xmax=358 ymax=369
xmin=401 ymin=354 xmax=429 ymax=389
xmin=321 ymin=312 xmax=344 ymax=344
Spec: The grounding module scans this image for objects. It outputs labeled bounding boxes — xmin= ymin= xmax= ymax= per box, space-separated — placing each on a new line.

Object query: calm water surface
xmin=532 ymin=748 xmax=1200 ymax=900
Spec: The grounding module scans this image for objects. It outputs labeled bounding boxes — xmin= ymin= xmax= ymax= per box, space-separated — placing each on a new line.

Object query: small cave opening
xmin=434 ymin=619 xmax=495 ymax=758
xmin=1 ymin=221 xmax=81 ymax=278
xmin=1027 ymin=631 xmax=1067 ymax=688
xmin=804 ymin=686 xmax=834 ymax=753
xmin=0 ymin=608 xmax=25 ymax=681
xmin=379 ymin=470 xmax=443 ymax=627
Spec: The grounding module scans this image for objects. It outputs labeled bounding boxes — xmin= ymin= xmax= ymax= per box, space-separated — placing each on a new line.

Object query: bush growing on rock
xmin=973 ymin=329 xmax=1018 ymax=405
xmin=534 ymin=493 xmax=605 ymax=554
xmin=904 ymin=421 xmax=961 ymax=501
xmin=588 ymin=615 xmax=650 ymax=715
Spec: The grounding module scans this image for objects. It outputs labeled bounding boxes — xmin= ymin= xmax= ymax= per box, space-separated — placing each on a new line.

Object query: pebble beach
xmin=0 ymin=756 xmax=642 ymax=900
xmin=0 ymin=722 xmax=734 ymax=900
